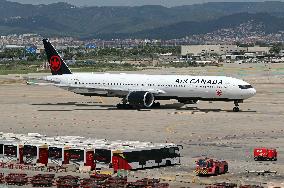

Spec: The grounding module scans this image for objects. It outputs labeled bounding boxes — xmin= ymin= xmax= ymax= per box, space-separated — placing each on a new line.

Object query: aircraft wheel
xmin=273 ymin=157 xmax=277 ymax=161
xmin=152 ymin=102 xmax=161 ymax=108
xmin=233 ymin=107 xmax=240 ymax=112
xmin=117 ymin=104 xmax=124 ymax=109
xmin=224 ymin=165 xmax=228 ymax=173
xmin=214 ymin=167 xmax=220 ymax=175
xmin=117 ymin=104 xmax=131 ymax=109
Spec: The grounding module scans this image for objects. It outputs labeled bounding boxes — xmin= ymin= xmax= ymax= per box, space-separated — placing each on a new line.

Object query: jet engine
xmin=127 ymin=91 xmax=155 ymax=108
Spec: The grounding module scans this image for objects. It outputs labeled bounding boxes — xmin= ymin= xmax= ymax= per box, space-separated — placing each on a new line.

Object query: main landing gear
xmin=117 ymin=98 xmax=132 ymax=109
xmin=116 ymin=102 xmax=161 ymax=109
xmin=116 ymin=103 xmax=134 ymax=109
xmin=152 ymin=102 xmax=161 ymax=108
xmin=233 ymin=100 xmax=240 ymax=112
xmin=116 ymin=98 xmax=161 ymax=109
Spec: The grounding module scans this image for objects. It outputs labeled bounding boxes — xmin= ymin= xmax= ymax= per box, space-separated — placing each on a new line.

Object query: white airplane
xmin=31 ymin=39 xmax=256 ymax=112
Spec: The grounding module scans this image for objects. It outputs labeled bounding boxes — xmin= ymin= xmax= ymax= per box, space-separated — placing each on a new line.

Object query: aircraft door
xmin=222 ymin=80 xmax=233 ymax=99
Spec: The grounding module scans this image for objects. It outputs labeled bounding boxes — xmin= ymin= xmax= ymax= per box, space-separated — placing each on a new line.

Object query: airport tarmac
xmin=0 ymin=63 xmax=284 ymax=187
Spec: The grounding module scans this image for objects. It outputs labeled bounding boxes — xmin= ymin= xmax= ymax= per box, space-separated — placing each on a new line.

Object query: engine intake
xmin=127 ymin=91 xmax=154 ymax=108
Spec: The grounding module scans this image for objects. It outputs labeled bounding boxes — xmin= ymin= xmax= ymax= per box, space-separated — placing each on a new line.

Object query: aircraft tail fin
xmin=43 ymin=39 xmax=72 ymax=75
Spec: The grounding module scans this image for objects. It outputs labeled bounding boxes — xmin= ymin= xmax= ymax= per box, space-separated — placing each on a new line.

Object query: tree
xmin=269 ymin=43 xmax=282 ymax=55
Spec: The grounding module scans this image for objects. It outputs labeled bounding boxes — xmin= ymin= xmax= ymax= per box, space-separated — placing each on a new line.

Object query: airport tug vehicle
xmin=254 ymin=148 xmax=277 ymax=161
xmin=195 ymin=158 xmax=228 ymax=176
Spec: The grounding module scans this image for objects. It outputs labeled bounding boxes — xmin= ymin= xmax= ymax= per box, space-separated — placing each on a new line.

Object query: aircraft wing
xmin=27 ymin=81 xmax=55 ymax=86
xmin=70 ymin=84 xmax=167 ymax=96
xmin=87 ymin=86 xmax=166 ymax=94
xmin=26 ymin=80 xmax=69 ymax=87
xmin=27 ymin=79 xmax=166 ymax=96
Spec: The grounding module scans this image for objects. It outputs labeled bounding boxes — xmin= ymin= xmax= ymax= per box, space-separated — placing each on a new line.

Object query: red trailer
xmin=38 ymin=145 xmax=49 ymax=165
xmin=254 ymin=148 xmax=277 ymax=161
xmin=195 ymin=158 xmax=228 ymax=176
xmin=5 ymin=173 xmax=28 ymax=186
xmin=69 ymin=148 xmax=95 ymax=170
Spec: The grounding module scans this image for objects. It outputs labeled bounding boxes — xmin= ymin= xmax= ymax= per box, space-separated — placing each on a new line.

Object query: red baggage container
xmin=254 ymin=148 xmax=277 ymax=161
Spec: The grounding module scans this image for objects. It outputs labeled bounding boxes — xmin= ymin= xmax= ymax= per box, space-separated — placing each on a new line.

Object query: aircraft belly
xmin=59 ymin=85 xmax=241 ymax=100
xmin=160 ymin=88 xmax=190 ymax=98
xmin=58 ymin=86 xmax=71 ymax=91
xmin=67 ymin=87 xmax=128 ymax=97
xmin=68 ymin=87 xmax=108 ymax=95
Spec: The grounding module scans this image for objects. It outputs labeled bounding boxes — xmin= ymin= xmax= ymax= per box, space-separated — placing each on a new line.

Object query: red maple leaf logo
xmin=216 ymin=90 xmax=222 ymax=96
xmin=50 ymin=55 xmax=61 ymax=72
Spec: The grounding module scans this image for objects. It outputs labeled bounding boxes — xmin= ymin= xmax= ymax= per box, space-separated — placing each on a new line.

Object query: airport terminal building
xmin=181 ymin=45 xmax=270 ymax=57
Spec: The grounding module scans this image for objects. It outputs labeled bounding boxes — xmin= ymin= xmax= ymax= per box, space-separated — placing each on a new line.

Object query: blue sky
xmin=8 ymin=0 xmax=281 ymax=7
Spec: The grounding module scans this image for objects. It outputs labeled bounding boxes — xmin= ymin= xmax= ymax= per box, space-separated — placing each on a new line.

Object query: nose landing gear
xmin=233 ymin=100 xmax=240 ymax=112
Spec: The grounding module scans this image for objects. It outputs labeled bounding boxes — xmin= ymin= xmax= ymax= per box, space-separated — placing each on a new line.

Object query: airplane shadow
xmin=33 ymin=102 xmax=257 ymax=113
xmin=177 ymin=107 xmax=257 ymax=113
xmin=32 ymin=102 xmax=104 ymax=107
xmin=38 ymin=109 xmax=73 ymax=112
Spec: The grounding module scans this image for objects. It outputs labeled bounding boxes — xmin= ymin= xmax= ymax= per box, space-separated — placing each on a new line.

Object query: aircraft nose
xmin=250 ymin=88 xmax=256 ymax=96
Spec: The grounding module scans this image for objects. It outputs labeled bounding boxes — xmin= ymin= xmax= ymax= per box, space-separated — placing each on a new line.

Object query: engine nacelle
xmin=127 ymin=91 xmax=155 ymax=108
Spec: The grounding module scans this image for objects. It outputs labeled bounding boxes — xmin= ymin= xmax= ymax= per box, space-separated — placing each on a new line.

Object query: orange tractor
xmin=195 ymin=158 xmax=228 ymax=176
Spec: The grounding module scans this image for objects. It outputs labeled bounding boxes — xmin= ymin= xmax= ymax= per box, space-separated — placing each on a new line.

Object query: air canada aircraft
xmin=29 ymin=39 xmax=256 ymax=112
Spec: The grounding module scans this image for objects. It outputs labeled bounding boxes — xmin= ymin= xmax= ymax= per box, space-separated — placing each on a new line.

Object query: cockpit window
xmin=239 ymin=85 xmax=253 ymax=89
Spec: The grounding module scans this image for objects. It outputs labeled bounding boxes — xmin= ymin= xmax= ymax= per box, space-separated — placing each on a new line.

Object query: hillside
xmin=126 ymin=13 xmax=284 ymax=39
xmin=0 ymin=0 xmax=284 ymax=39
